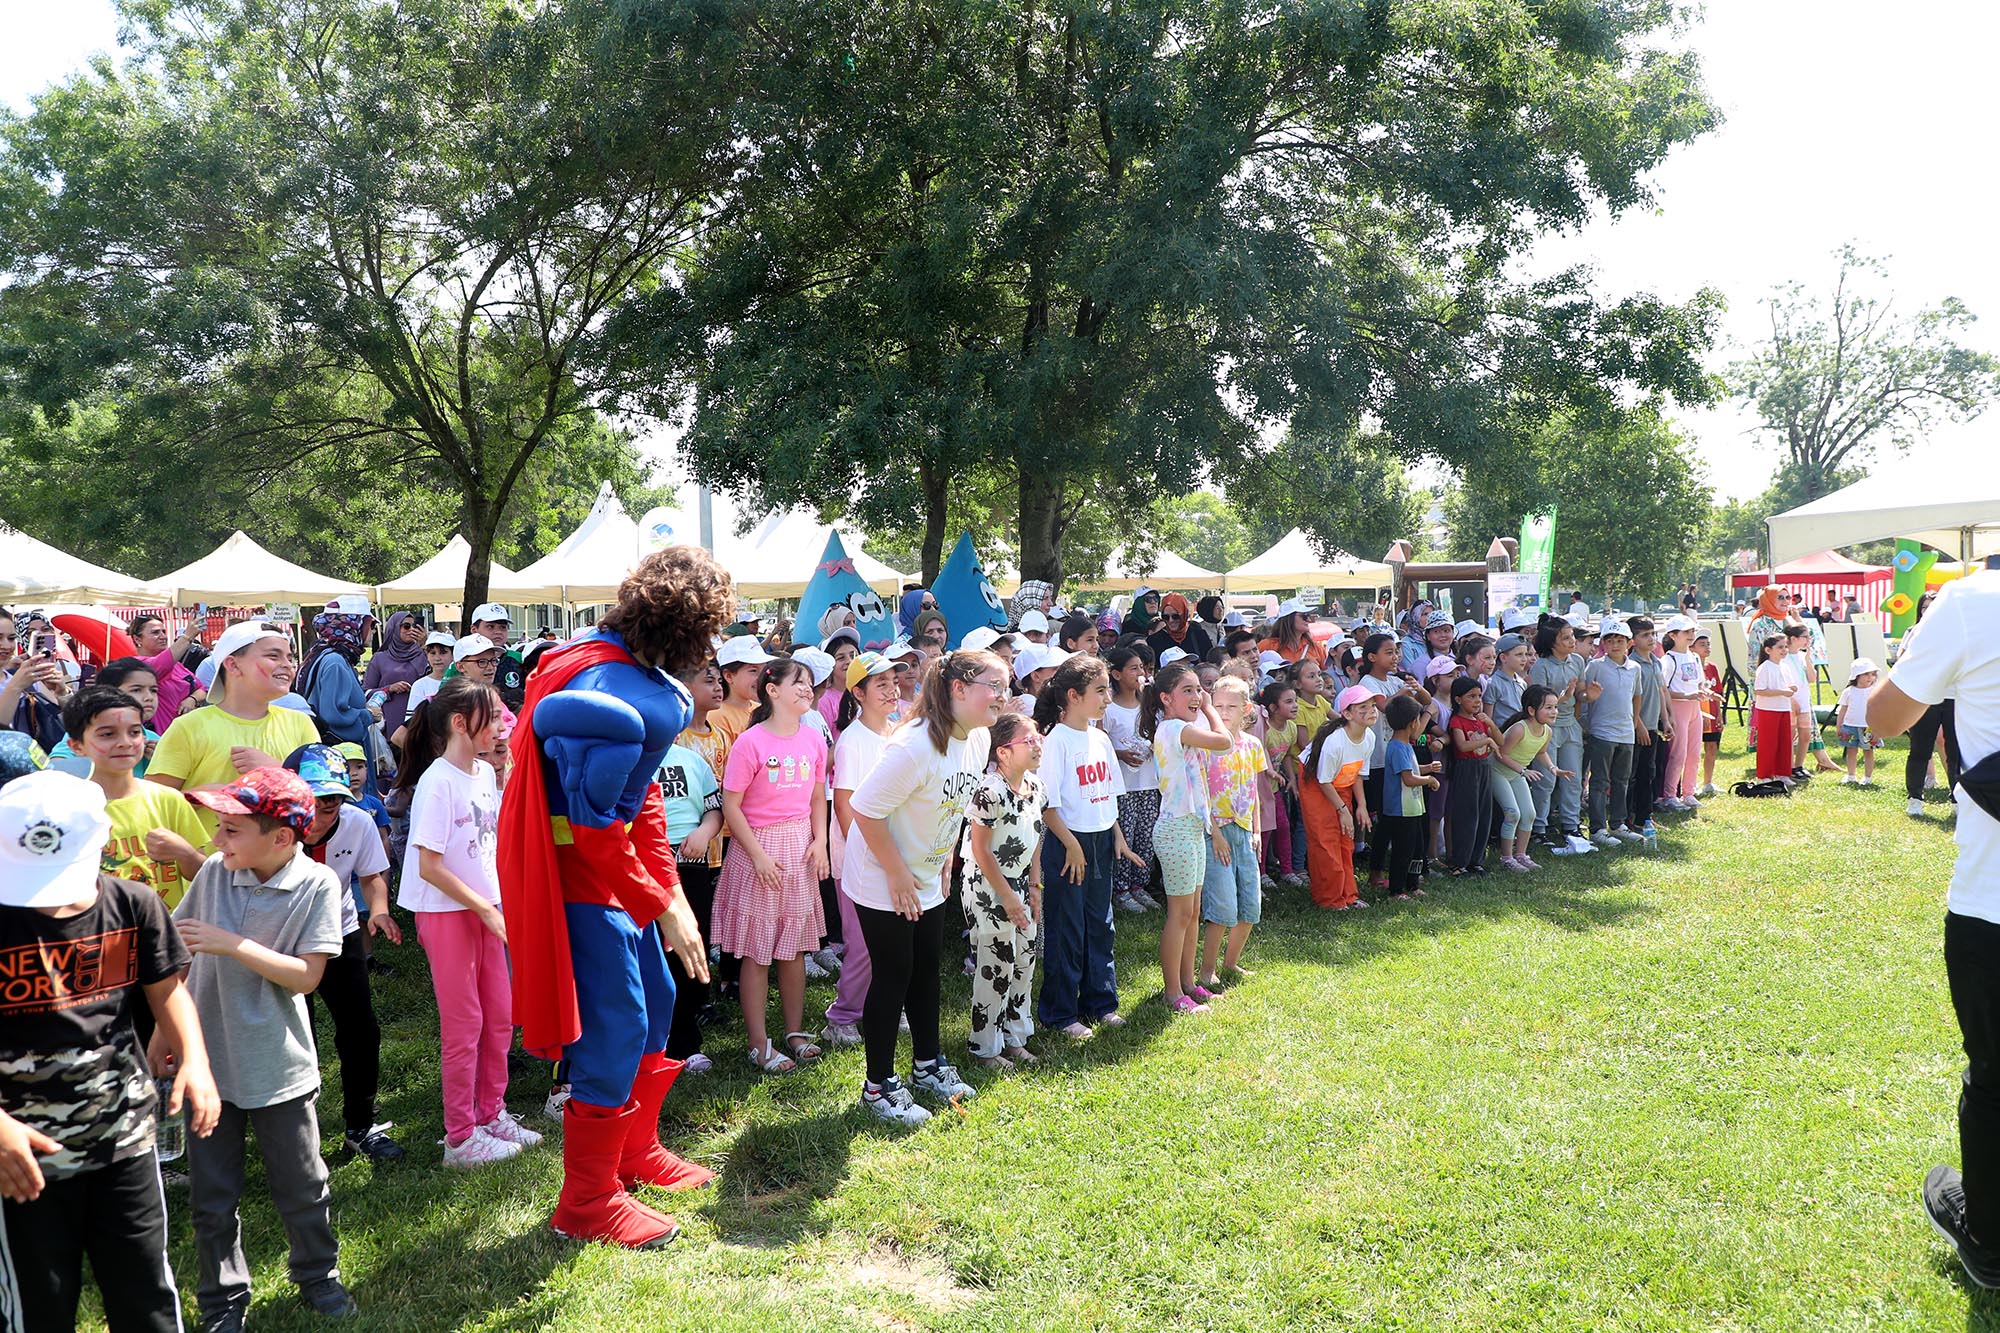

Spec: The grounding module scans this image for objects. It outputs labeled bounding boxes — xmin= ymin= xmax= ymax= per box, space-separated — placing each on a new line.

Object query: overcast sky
xmin=6 ymin=1 xmax=1995 ymax=501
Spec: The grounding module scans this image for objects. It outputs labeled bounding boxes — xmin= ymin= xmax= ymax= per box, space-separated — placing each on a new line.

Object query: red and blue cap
xmin=185 ymin=766 xmax=317 ymax=836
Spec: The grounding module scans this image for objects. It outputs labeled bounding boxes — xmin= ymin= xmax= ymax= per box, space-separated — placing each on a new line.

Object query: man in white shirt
xmin=1870 ymin=571 xmax=2000 ymax=1287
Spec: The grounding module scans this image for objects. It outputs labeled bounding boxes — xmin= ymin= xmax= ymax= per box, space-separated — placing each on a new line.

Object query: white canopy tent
xmin=1071 ymin=546 xmax=1220 ymax=594
xmin=376 ymin=535 xmax=529 ymax=604
xmin=715 ymin=510 xmax=906 ymax=600
xmin=0 ymin=522 xmax=175 ymax=606
xmin=509 ymin=483 xmax=643 ymax=606
xmin=157 ymin=530 xmax=367 ymax=608
xmin=1767 ymin=454 xmax=2000 ymax=566
xmin=1224 ymin=529 xmax=1395 ymax=592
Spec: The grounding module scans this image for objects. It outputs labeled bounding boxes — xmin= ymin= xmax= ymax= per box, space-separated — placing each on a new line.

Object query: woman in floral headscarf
xmin=300 ymin=602 xmax=381 ymax=782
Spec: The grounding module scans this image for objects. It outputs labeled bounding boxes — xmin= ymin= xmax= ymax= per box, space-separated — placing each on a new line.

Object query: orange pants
xmin=1301 ymin=775 xmax=1357 ymax=909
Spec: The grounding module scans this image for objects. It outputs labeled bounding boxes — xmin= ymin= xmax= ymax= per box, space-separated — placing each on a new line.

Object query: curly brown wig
xmin=599 ymin=546 xmax=735 ymax=674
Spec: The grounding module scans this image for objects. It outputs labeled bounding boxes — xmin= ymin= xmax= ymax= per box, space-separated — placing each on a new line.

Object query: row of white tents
xmin=2 ymin=482 xmax=1400 ymax=611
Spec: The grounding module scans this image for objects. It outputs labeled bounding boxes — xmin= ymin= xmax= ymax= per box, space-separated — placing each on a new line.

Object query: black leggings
xmin=666 ymin=861 xmax=717 ymax=1060
xmin=1380 ymin=813 xmax=1428 ymax=895
xmin=309 ymin=930 xmax=379 ymax=1136
xmin=854 ymin=899 xmax=948 ymax=1085
xmin=1907 ymin=700 xmax=1961 ymax=800
xmin=1362 ymin=769 xmax=1389 ymax=876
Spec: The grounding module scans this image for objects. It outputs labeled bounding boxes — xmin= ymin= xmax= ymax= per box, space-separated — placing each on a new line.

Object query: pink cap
xmin=1335 ymin=684 xmax=1377 ymax=714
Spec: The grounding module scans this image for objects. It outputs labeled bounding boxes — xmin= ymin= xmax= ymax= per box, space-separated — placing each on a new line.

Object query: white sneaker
xmin=821 ymin=1021 xmax=863 ymax=1048
xmin=804 ymin=952 xmax=830 ymax=980
xmin=1908 ymin=798 xmax=1927 ymax=817
xmin=1115 ymin=892 xmax=1146 ymax=914
xmin=683 ymin=1052 xmax=714 ymax=1074
xmin=543 ymin=1083 xmax=571 ymax=1120
xmin=1568 ymin=834 xmax=1600 ymax=855
xmin=860 ymin=1076 xmax=931 ymax=1128
xmin=911 ymin=1060 xmax=976 ymax=1101
xmin=443 ymin=1126 xmax=523 ymax=1167
xmin=1613 ymin=826 xmax=1645 ymax=844
xmin=1135 ymin=890 xmax=1164 ymax=911
xmin=482 ymin=1109 xmax=543 ymax=1147
xmin=1591 ymin=831 xmax=1622 ymax=850
xmin=1839 ymin=775 xmax=1857 ymax=787
xmin=813 ymin=947 xmax=843 ymax=975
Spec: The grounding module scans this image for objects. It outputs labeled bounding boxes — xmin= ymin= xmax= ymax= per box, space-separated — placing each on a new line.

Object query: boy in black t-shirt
xmin=0 ymin=769 xmax=219 ymax=1332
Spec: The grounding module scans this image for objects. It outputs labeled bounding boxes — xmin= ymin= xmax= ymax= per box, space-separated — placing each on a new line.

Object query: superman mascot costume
xmin=499 ymin=550 xmax=724 ymax=1249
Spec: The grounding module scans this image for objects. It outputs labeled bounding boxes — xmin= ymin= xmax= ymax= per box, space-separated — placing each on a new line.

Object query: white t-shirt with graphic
xmin=1038 ymin=721 xmax=1125 ymax=833
xmin=398 ymin=757 xmax=500 ymax=913
xmin=842 ymin=725 xmax=991 ymax=912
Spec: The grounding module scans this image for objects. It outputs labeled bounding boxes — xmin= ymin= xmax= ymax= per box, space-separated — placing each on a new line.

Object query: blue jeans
xmin=1037 ymin=827 xmax=1118 ymax=1027
xmin=561 ymin=903 xmax=676 ymax=1108
xmin=1285 ymin=787 xmax=1307 ymax=872
xmin=1201 ymin=822 xmax=1261 ymax=926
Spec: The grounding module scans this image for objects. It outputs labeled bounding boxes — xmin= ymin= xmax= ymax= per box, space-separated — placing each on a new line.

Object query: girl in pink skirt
xmin=717 ymin=658 xmax=831 ymax=1073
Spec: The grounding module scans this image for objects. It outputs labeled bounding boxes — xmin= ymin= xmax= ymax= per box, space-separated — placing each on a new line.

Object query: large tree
xmin=666 ymin=0 xmax=1722 ymax=586
xmin=0 ymin=0 xmax=743 ymax=610
xmin=1729 ymin=246 xmax=2000 ymax=502
xmin=1442 ymin=407 xmax=1712 ymax=604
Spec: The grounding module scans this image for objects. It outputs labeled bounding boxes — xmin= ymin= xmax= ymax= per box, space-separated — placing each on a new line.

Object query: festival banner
xmin=930 ymin=532 xmax=1009 ymax=648
xmin=795 ymin=531 xmax=895 ymax=650
xmin=1518 ymin=509 xmax=1558 ymax=608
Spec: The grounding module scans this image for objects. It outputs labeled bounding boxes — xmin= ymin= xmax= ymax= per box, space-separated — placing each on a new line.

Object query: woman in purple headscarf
xmin=362 ymin=610 xmax=427 ymax=738
xmin=300 ymin=600 xmax=380 ymax=782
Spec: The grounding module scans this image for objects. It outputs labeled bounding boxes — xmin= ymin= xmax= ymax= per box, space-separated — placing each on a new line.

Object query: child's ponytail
xmin=395 ymin=676 xmax=499 ymax=793
xmin=1138 ymin=661 xmax=1195 ymax=742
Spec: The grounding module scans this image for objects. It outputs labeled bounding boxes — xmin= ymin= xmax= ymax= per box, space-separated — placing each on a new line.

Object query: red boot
xmin=551 ymin=1100 xmax=679 ymax=1248
xmin=620 ymin=1052 xmax=717 ymax=1192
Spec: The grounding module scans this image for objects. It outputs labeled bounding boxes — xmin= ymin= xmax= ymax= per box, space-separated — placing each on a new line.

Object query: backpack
xmin=1731 ymin=778 xmax=1793 ymax=799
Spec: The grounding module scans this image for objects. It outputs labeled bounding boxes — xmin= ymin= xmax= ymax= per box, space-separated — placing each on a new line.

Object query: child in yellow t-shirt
xmin=63 ymin=685 xmax=208 ymax=907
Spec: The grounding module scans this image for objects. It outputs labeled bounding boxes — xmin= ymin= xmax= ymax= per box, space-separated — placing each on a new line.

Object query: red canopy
xmin=1729 ymin=549 xmax=1889 ymax=589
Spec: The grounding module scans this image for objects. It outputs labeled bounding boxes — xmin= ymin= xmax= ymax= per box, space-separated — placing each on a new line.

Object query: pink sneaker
xmin=1517 ymin=855 xmax=1542 ymax=871
xmin=482 ymin=1110 xmax=543 ymax=1147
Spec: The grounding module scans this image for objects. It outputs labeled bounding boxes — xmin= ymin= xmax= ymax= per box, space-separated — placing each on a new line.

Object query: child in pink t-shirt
xmin=715 ymin=659 xmax=831 ymax=1074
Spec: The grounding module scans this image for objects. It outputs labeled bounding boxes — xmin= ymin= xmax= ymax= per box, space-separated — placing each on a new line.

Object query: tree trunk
xmin=1018 ymin=466 xmax=1066 ymax=588
xmin=460 ymin=493 xmax=499 ymax=622
xmin=918 ymin=457 xmax=948 ymax=584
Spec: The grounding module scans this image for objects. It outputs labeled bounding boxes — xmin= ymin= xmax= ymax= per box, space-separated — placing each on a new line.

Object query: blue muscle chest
xmin=538 ymin=631 xmax=693 ymax=824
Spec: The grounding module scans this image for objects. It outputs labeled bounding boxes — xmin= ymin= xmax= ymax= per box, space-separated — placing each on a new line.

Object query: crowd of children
xmin=0 ymin=574 xmax=1892 ymax=1326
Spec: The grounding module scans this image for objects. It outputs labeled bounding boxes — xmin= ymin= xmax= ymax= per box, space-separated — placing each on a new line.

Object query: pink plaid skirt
xmin=712 ymin=815 xmax=825 ymax=965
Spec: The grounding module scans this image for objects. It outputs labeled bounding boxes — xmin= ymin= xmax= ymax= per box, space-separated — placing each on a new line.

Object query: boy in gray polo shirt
xmin=169 ymin=767 xmax=355 ymax=1328
xmin=1624 ymin=617 xmax=1669 ymax=833
xmin=1580 ymin=621 xmax=1646 ymax=848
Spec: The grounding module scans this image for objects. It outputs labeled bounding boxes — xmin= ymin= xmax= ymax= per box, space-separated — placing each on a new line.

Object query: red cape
xmin=497 ymin=635 xmax=634 ymax=1060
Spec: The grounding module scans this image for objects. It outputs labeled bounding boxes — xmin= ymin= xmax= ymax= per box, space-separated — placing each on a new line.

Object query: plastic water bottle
xmin=1643 ymin=826 xmax=1659 ymax=855
xmin=366 ymin=689 xmax=389 ymax=709
xmin=154 ymin=1078 xmax=185 ymax=1162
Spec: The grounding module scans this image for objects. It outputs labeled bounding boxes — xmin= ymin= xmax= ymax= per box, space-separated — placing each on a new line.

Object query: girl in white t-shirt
xmin=1302 ymin=685 xmax=1378 ymax=911
xmin=1102 ymin=645 xmax=1160 ymax=914
xmin=844 ymin=649 xmax=1006 ymax=1126
xmin=1034 ymin=655 xmax=1145 ymax=1039
xmin=823 ymin=652 xmax=902 ymax=1049
xmin=1139 ymin=662 xmax=1231 ymax=1015
xmin=1659 ymin=624 xmax=1708 ymax=809
xmin=396 ymin=678 xmax=540 ymax=1167
xmin=1752 ymin=633 xmax=1796 ymax=781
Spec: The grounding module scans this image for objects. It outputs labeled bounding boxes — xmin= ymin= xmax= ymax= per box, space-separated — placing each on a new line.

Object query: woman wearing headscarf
xmin=1194 ymin=595 xmax=1227 ymax=647
xmin=1009 ymin=580 xmax=1054 ymax=632
xmin=898 ymin=588 xmax=933 ymax=638
xmin=1146 ymin=593 xmax=1213 ymax=664
xmin=300 ymin=600 xmax=382 ymax=786
xmin=362 ymin=610 xmax=427 ymax=740
xmin=1120 ymin=586 xmax=1162 ymax=640
xmin=1396 ymin=601 xmax=1437 ymax=677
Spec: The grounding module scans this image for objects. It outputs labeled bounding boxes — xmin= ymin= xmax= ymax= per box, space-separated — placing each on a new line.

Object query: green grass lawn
xmin=110 ymin=741 xmax=1996 ymax=1331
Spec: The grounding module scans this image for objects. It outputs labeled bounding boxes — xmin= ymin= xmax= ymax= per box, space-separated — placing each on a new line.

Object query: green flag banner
xmin=1518 ymin=509 xmax=1557 ymax=610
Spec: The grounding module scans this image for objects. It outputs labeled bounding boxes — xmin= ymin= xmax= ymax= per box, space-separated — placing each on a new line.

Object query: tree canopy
xmin=0 ymin=0 xmax=743 ymax=607
xmin=666 ymin=0 xmax=1724 ymax=586
xmin=1729 ymin=245 xmax=2000 ymax=503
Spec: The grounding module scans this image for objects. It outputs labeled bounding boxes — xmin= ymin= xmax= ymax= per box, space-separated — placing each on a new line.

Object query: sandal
xmin=977 ymin=1053 xmax=1015 ymax=1071
xmin=747 ymin=1040 xmax=796 ymax=1074
xmin=1055 ymin=1021 xmax=1094 ymax=1039
xmin=1002 ymin=1045 xmax=1040 ymax=1066
xmin=782 ymin=1032 xmax=823 ymax=1063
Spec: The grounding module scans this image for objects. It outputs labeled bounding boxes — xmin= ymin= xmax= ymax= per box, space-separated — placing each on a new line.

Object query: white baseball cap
xmin=325 ymin=594 xmax=373 ymax=616
xmin=212 ymin=620 xmax=289 ymax=662
xmin=0 ymin=770 xmax=112 ymax=908
xmin=792 ymin=646 xmax=836 ymax=687
xmin=883 ymin=639 xmax=920 ymax=662
xmin=1848 ymin=656 xmax=1879 ymax=681
xmin=1222 ymin=610 xmax=1247 ymax=628
xmin=821 ymin=625 xmax=861 ymax=653
xmin=1017 ymin=609 xmax=1050 ymax=634
xmin=453 ymin=633 xmax=498 ymax=663
xmin=424 ymin=630 xmax=456 ymax=649
xmin=1274 ymin=597 xmax=1305 ymax=618
xmin=960 ymin=626 xmax=1002 ymax=653
xmin=1663 ymin=613 xmax=1698 ymax=634
xmin=1453 ymin=619 xmax=1482 ymax=640
xmin=1256 ymin=650 xmax=1288 ymax=676
xmin=1040 ymin=647 xmax=1077 ymax=674
xmin=469 ymin=603 xmax=511 ymax=624
xmin=1598 ymin=618 xmax=1632 ymax=639
xmin=716 ymin=637 xmax=776 ymax=668
xmin=1158 ymin=646 xmax=1191 ymax=667
xmin=1012 ymin=643 xmax=1047 ymax=681
xmin=1499 ymin=608 xmax=1533 ymax=631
